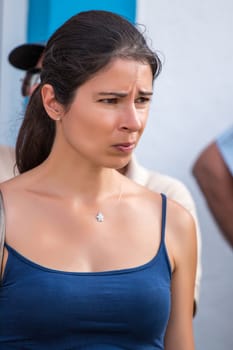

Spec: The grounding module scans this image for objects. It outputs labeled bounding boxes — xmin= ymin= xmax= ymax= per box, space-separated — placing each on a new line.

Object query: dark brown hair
xmin=16 ymin=10 xmax=162 ymax=173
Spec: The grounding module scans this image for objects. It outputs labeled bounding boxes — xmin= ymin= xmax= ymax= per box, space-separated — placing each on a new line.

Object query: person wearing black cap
xmin=0 ymin=43 xmax=45 ymax=181
xmin=8 ymin=43 xmax=45 ymax=97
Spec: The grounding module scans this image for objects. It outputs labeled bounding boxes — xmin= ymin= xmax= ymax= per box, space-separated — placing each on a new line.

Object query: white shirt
xmin=0 ymin=145 xmax=16 ymax=182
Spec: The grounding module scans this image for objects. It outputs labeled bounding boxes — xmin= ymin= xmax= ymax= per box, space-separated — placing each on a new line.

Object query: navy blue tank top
xmin=0 ymin=194 xmax=171 ymax=349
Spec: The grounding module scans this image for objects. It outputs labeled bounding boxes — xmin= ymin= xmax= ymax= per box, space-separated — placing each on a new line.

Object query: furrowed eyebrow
xmin=97 ymin=90 xmax=153 ymax=97
xmin=98 ymin=92 xmax=128 ymax=97
xmin=138 ymin=91 xmax=153 ymax=96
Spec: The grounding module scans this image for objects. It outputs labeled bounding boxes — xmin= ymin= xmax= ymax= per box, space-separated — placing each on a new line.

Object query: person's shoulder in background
xmin=0 ymin=145 xmax=16 ymax=182
xmin=126 ymin=155 xmax=202 ymax=315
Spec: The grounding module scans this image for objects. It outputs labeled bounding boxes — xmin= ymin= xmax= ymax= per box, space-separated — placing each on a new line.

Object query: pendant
xmin=96 ymin=212 xmax=104 ymax=222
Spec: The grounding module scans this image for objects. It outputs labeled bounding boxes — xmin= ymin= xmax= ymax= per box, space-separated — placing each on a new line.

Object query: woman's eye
xmin=135 ymin=97 xmax=151 ymax=104
xmin=99 ymin=98 xmax=118 ymax=104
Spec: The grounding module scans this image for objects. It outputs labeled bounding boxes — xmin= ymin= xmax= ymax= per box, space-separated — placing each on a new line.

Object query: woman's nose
xmin=119 ymin=105 xmax=143 ymax=132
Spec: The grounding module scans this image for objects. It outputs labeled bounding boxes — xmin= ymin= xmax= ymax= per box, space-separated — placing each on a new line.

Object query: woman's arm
xmin=193 ymin=141 xmax=233 ymax=248
xmin=165 ymin=200 xmax=197 ymax=350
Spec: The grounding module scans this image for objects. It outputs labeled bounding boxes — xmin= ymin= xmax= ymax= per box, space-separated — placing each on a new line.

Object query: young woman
xmin=0 ymin=10 xmax=197 ymax=349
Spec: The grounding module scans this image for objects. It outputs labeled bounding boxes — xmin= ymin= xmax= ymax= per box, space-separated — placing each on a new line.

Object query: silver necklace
xmin=95 ymin=184 xmax=123 ymax=223
xmin=96 ymin=212 xmax=104 ymax=222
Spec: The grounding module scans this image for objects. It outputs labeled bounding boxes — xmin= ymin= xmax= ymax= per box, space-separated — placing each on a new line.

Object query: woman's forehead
xmin=81 ymin=58 xmax=153 ymax=90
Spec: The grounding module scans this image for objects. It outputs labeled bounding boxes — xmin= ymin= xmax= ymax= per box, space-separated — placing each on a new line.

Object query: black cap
xmin=8 ymin=43 xmax=45 ymax=71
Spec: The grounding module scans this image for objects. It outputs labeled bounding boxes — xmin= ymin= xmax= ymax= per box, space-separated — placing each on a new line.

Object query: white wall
xmin=0 ymin=0 xmax=28 ymax=146
xmin=136 ymin=1 xmax=233 ymax=349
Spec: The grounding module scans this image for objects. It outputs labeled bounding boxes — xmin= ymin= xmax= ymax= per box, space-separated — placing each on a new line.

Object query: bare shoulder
xmin=122 ymin=172 xmax=162 ymax=200
xmin=167 ymin=198 xmax=196 ymax=234
xmin=123 ymin=183 xmax=197 ymax=271
xmin=0 ymin=171 xmax=31 ymax=205
xmin=119 ymin=174 xmax=166 ymax=225
xmin=165 ymin=198 xmax=197 ymax=270
xmin=0 ymin=173 xmax=23 ymax=191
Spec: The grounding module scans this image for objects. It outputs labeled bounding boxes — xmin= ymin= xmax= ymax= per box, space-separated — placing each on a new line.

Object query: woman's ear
xmin=41 ymin=84 xmax=63 ymax=121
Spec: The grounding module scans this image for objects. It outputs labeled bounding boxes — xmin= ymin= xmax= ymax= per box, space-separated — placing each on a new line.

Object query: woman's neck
xmin=28 ymin=154 xmax=123 ymax=202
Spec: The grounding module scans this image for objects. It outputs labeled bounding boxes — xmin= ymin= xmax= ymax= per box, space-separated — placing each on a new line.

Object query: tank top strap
xmin=160 ymin=193 xmax=167 ymax=243
xmin=0 ymin=190 xmax=6 ymax=280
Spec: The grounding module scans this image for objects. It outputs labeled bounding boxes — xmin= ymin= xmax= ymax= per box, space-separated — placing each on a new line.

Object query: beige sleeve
xmin=0 ymin=146 xmax=16 ymax=182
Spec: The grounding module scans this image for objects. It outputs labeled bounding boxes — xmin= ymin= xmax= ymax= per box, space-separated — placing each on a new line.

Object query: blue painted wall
xmin=28 ymin=0 xmax=136 ymax=43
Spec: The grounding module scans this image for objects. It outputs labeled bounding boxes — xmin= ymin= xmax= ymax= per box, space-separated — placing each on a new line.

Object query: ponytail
xmin=16 ymin=86 xmax=55 ymax=173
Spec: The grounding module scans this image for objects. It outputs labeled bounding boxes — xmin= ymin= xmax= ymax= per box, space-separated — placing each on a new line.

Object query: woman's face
xmin=57 ymin=58 xmax=153 ymax=169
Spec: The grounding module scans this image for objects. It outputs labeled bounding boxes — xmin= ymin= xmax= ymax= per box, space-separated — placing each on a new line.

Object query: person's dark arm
xmin=192 ymin=141 xmax=233 ymax=248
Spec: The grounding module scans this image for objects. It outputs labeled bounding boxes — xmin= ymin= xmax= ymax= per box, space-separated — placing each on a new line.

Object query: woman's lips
xmin=112 ymin=143 xmax=136 ymax=153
